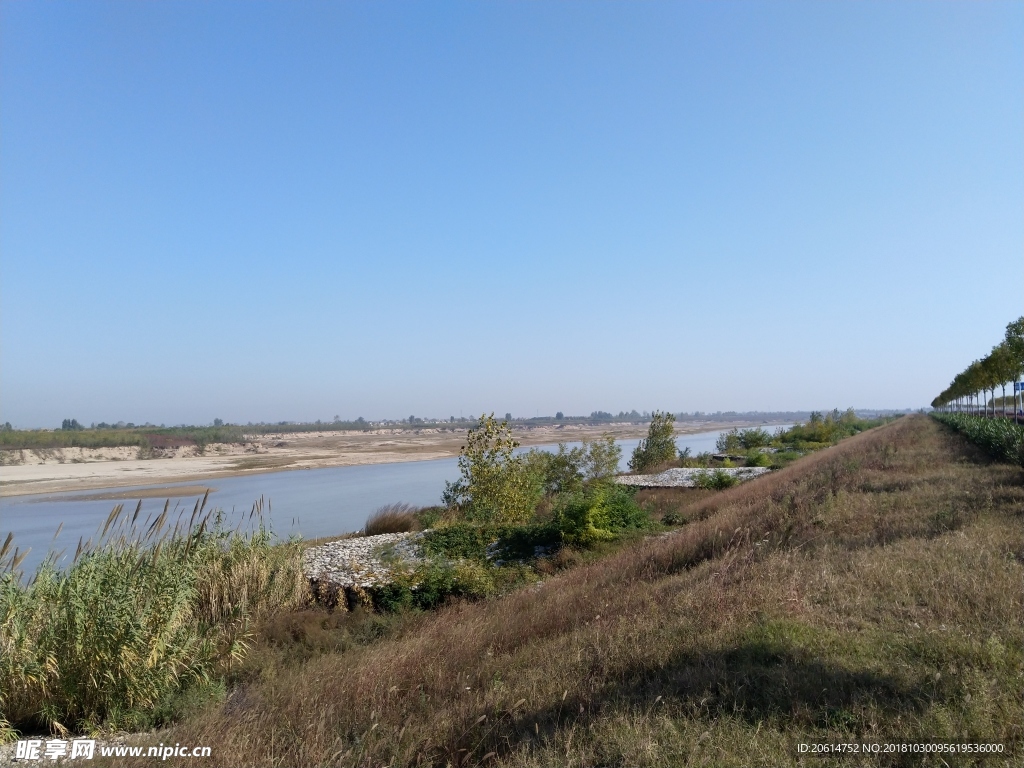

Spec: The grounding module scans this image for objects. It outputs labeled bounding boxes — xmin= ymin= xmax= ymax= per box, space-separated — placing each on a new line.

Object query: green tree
xmin=628 ymin=411 xmax=676 ymax=473
xmin=442 ymin=414 xmax=542 ymax=524
xmin=525 ymin=435 xmax=622 ymax=497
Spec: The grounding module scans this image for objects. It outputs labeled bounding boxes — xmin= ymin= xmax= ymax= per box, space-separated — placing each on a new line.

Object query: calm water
xmin=1 ymin=426 xmax=788 ymax=573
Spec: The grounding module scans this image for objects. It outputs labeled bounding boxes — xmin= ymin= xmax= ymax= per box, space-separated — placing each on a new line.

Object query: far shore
xmin=0 ymin=420 xmax=787 ymax=499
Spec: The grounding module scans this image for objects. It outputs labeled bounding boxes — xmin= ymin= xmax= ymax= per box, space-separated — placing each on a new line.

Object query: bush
xmin=420 ymin=524 xmax=503 ymax=561
xmin=693 ymin=469 xmax=738 ymax=490
xmin=364 ymin=504 xmax=420 ymax=536
xmin=419 ymin=522 xmax=559 ymax=563
xmin=372 ymin=559 xmax=496 ymax=612
xmin=525 ymin=436 xmax=622 ymax=496
xmin=442 ymin=414 xmax=543 ymax=524
xmin=746 ymin=451 xmax=771 ymax=467
xmin=777 ymin=409 xmax=886 ymax=449
xmin=629 ymin=411 xmax=677 ymax=473
xmin=554 ymin=485 xmax=648 ymax=545
xmin=715 ymin=427 xmax=774 ymax=454
xmin=415 ymin=506 xmax=446 ymax=529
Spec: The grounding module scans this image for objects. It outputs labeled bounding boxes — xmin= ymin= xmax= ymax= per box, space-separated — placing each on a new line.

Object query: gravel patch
xmin=615 ymin=466 xmax=770 ymax=488
xmin=302 ymin=531 xmax=425 ymax=589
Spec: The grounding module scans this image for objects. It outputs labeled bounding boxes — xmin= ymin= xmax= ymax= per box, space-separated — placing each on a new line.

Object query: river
xmin=0 ymin=426 xmax=789 ymax=573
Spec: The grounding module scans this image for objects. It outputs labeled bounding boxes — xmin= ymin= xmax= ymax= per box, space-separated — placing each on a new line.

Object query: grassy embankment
xmin=102 ymin=416 xmax=1023 ymax=765
xmin=4 ymin=414 xmax=1021 ymax=765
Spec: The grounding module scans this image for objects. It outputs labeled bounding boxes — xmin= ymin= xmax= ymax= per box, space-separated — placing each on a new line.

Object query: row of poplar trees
xmin=931 ymin=317 xmax=1024 ymax=418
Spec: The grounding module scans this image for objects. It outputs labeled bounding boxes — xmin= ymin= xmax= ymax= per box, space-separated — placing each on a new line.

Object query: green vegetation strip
xmin=932 ymin=412 xmax=1024 ymax=466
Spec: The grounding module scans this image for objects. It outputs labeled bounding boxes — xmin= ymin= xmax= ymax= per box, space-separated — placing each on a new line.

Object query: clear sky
xmin=1 ymin=1 xmax=1021 ymax=427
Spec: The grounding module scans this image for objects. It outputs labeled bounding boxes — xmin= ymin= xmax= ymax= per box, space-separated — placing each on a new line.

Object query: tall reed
xmin=0 ymin=494 xmax=308 ymax=737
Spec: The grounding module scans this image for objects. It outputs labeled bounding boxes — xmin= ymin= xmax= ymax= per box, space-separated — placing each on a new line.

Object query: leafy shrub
xmin=554 ymin=485 xmax=648 ymax=545
xmin=693 ymin=469 xmax=738 ymax=490
xmin=523 ymin=447 xmax=581 ymax=497
xmin=525 ymin=436 xmax=621 ymax=497
xmin=415 ymin=506 xmax=446 ymax=529
xmin=778 ymin=409 xmax=886 ymax=449
xmin=738 ymin=427 xmax=773 ymax=448
xmin=629 ymin=411 xmax=677 ymax=472
xmin=421 ymin=524 xmax=503 ymax=560
xmin=442 ymin=414 xmax=543 ymax=524
xmin=420 ymin=523 xmax=558 ymax=563
xmin=715 ymin=429 xmax=741 ymax=453
xmin=715 ymin=427 xmax=774 ymax=453
xmin=364 ymin=503 xmax=420 ymax=535
xmin=746 ymin=451 xmax=771 ymax=467
xmin=372 ymin=559 xmax=496 ymax=612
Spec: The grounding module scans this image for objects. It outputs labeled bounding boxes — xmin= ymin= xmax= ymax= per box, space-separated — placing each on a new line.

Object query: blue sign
xmin=1016 ymin=382 xmax=1024 ymax=392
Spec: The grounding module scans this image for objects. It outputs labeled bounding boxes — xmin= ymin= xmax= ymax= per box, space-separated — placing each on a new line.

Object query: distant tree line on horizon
xmin=0 ymin=407 xmax=921 ymax=452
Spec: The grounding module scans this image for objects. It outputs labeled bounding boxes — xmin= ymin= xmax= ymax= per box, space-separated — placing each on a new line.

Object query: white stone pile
xmin=302 ymin=531 xmax=424 ymax=589
xmin=615 ymin=466 xmax=770 ymax=488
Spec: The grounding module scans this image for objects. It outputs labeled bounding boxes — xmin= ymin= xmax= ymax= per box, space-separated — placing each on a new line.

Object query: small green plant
xmin=746 ymin=450 xmax=771 ymax=467
xmin=372 ymin=559 xmax=497 ymax=612
xmin=415 ymin=506 xmax=445 ymax=529
xmin=661 ymin=510 xmax=687 ymax=525
xmin=554 ymin=485 xmax=648 ymax=545
xmin=693 ymin=468 xmax=738 ymax=490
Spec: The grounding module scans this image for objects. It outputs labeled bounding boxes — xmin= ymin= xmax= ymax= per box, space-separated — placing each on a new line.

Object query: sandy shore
xmin=0 ymin=421 xmax=781 ymax=498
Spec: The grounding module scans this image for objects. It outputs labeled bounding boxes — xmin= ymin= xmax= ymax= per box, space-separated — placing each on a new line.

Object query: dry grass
xmin=114 ymin=417 xmax=1023 ymax=767
xmin=364 ymin=503 xmax=421 ymax=536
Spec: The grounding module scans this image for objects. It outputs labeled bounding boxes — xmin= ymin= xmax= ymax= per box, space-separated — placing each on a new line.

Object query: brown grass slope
xmin=116 ymin=416 xmax=1023 ymax=767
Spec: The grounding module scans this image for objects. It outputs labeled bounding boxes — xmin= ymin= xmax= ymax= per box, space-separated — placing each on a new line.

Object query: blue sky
xmin=1 ymin=1 xmax=1021 ymax=427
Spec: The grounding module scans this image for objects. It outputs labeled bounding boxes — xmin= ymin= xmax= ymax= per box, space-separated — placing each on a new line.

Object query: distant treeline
xmin=0 ymin=425 xmax=250 ymax=451
xmin=0 ymin=409 xmax=922 ymax=451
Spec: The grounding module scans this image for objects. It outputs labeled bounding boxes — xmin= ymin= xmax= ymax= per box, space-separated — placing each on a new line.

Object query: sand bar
xmin=0 ymin=421 xmax=783 ymax=498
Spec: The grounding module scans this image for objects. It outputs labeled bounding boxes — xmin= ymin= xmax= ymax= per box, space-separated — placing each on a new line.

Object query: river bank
xmin=0 ymin=420 xmax=782 ymax=498
xmin=60 ymin=415 xmax=1022 ymax=767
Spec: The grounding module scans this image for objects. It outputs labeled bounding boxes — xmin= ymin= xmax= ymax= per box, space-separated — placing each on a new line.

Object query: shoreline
xmin=0 ymin=421 xmax=786 ymax=500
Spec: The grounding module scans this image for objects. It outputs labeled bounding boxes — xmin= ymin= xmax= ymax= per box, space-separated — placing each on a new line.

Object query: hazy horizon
xmin=2 ymin=2 xmax=1021 ymax=428
xmin=8 ymin=407 xmax=920 ymax=432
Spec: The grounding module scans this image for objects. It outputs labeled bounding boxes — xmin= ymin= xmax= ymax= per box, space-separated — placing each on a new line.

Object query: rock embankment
xmin=303 ymin=532 xmax=424 ymax=606
xmin=615 ymin=466 xmax=770 ymax=488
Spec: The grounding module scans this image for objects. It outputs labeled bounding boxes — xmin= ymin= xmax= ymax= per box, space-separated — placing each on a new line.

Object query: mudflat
xmin=0 ymin=421 xmax=777 ymax=498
